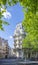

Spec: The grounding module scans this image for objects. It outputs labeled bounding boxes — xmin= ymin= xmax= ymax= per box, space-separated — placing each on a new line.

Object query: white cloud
xmin=2 ymin=11 xmax=12 ymax=19
xmin=9 ymin=36 xmax=13 ymax=39
xmin=1 ymin=8 xmax=12 ymax=19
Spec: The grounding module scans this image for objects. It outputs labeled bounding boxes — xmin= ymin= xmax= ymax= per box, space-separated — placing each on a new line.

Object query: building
xmin=8 ymin=47 xmax=13 ymax=58
xmin=8 ymin=47 xmax=16 ymax=58
xmin=0 ymin=37 xmax=9 ymax=58
xmin=8 ymin=47 xmax=11 ymax=58
xmin=13 ymin=23 xmax=26 ymax=58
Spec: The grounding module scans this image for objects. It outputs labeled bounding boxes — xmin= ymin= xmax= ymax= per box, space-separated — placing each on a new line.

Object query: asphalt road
xmin=0 ymin=59 xmax=19 ymax=65
xmin=0 ymin=59 xmax=38 ymax=65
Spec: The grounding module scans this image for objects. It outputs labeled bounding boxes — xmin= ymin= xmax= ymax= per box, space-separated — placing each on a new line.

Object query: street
xmin=0 ymin=59 xmax=38 ymax=65
xmin=0 ymin=59 xmax=19 ymax=65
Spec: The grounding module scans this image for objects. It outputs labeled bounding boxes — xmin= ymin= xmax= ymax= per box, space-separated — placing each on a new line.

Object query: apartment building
xmin=8 ymin=47 xmax=16 ymax=58
xmin=0 ymin=37 xmax=9 ymax=58
xmin=13 ymin=23 xmax=26 ymax=58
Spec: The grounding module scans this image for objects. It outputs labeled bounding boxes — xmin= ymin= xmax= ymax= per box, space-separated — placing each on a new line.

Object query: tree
xmin=0 ymin=0 xmax=9 ymax=31
xmin=0 ymin=0 xmax=18 ymax=31
xmin=20 ymin=0 xmax=38 ymax=58
xmin=22 ymin=0 xmax=38 ymax=51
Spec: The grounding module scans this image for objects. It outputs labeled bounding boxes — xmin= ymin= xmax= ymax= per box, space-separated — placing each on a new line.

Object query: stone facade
xmin=13 ymin=23 xmax=26 ymax=58
xmin=8 ymin=47 xmax=15 ymax=58
xmin=0 ymin=37 xmax=9 ymax=58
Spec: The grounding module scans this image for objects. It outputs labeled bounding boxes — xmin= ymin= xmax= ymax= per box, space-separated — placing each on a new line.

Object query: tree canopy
xmin=0 ymin=0 xmax=9 ymax=31
xmin=21 ymin=0 xmax=38 ymax=51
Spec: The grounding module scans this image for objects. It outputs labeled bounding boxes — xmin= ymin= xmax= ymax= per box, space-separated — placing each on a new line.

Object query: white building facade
xmin=13 ymin=23 xmax=26 ymax=58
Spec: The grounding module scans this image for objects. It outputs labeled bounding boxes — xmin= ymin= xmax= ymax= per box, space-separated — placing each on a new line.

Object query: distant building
xmin=13 ymin=23 xmax=26 ymax=58
xmin=8 ymin=47 xmax=11 ymax=58
xmin=8 ymin=47 xmax=15 ymax=58
xmin=10 ymin=48 xmax=15 ymax=57
xmin=0 ymin=37 xmax=9 ymax=58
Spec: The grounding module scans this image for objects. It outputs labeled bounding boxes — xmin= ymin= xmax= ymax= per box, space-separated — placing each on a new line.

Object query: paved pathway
xmin=19 ymin=61 xmax=38 ymax=65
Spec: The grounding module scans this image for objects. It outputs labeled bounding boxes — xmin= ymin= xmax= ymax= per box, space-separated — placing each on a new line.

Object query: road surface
xmin=0 ymin=59 xmax=38 ymax=65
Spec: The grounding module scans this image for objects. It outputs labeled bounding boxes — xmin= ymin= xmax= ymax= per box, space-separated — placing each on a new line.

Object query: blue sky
xmin=0 ymin=3 xmax=24 ymax=48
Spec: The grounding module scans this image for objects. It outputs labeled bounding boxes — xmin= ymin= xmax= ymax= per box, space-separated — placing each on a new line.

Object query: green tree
xmin=0 ymin=0 xmax=20 ymax=31
xmin=20 ymin=0 xmax=38 ymax=58
xmin=0 ymin=0 xmax=17 ymax=31
xmin=22 ymin=0 xmax=38 ymax=51
xmin=0 ymin=0 xmax=9 ymax=31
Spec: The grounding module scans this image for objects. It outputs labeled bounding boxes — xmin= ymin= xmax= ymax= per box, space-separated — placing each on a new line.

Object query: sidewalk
xmin=18 ymin=61 xmax=38 ymax=64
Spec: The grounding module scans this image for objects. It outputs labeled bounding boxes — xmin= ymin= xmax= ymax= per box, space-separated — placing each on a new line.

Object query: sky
xmin=0 ymin=3 xmax=24 ymax=48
